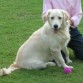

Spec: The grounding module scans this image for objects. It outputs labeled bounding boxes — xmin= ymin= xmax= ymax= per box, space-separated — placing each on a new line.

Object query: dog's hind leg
xmin=27 ymin=60 xmax=57 ymax=70
xmin=25 ymin=61 xmax=47 ymax=70
xmin=0 ymin=63 xmax=20 ymax=76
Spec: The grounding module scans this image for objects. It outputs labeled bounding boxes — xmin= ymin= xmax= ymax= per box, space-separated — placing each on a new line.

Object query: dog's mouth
xmin=52 ymin=25 xmax=60 ymax=33
xmin=53 ymin=28 xmax=59 ymax=33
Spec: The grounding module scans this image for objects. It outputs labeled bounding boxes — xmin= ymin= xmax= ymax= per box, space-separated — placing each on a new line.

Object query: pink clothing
xmin=42 ymin=0 xmax=82 ymax=27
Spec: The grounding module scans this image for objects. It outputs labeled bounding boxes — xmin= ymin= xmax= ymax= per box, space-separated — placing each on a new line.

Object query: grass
xmin=0 ymin=0 xmax=83 ymax=83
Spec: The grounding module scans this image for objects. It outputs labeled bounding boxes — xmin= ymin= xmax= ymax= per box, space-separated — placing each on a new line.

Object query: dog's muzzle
xmin=53 ymin=24 xmax=59 ymax=31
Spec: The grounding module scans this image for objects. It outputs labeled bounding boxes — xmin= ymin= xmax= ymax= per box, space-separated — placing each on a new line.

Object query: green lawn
xmin=0 ymin=0 xmax=83 ymax=83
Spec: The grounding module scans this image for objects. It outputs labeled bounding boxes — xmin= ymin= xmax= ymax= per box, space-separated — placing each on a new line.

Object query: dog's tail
xmin=0 ymin=63 xmax=20 ymax=76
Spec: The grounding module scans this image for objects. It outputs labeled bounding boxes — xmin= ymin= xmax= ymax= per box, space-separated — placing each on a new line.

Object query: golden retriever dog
xmin=0 ymin=9 xmax=73 ymax=76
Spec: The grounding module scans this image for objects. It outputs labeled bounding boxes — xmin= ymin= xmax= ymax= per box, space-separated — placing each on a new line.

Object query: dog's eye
xmin=51 ymin=17 xmax=54 ymax=20
xmin=58 ymin=17 xmax=62 ymax=20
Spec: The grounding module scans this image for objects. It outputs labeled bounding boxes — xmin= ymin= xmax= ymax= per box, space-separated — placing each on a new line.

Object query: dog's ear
xmin=42 ymin=10 xmax=52 ymax=22
xmin=62 ymin=10 xmax=71 ymax=25
xmin=62 ymin=10 xmax=70 ymax=21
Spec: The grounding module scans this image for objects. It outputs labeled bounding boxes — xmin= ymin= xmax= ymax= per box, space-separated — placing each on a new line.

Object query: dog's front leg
xmin=50 ymin=50 xmax=73 ymax=68
xmin=62 ymin=47 xmax=72 ymax=63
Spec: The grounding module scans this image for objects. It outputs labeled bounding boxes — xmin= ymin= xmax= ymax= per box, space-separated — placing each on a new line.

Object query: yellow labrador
xmin=0 ymin=9 xmax=73 ymax=76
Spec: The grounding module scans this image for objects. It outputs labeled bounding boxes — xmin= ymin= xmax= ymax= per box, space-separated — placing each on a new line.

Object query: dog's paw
xmin=46 ymin=62 xmax=56 ymax=67
xmin=65 ymin=66 xmax=73 ymax=69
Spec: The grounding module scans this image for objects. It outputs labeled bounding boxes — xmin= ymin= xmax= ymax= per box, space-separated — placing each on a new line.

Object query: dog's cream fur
xmin=0 ymin=9 xmax=73 ymax=76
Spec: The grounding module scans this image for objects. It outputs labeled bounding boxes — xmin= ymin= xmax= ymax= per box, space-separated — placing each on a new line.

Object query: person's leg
xmin=68 ymin=27 xmax=83 ymax=60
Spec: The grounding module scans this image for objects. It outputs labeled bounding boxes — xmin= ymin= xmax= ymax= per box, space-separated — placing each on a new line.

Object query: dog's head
xmin=43 ymin=9 xmax=70 ymax=32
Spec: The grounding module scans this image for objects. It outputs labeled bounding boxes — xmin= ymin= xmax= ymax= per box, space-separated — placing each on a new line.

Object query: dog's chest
xmin=48 ymin=31 xmax=70 ymax=48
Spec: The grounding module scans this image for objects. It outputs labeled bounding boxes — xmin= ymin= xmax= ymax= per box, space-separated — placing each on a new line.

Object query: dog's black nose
xmin=54 ymin=25 xmax=58 ymax=29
